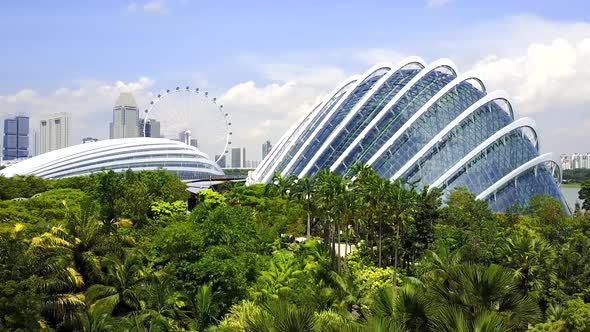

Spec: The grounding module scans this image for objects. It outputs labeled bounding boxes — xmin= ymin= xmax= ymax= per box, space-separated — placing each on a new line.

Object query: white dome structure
xmin=0 ymin=138 xmax=224 ymax=180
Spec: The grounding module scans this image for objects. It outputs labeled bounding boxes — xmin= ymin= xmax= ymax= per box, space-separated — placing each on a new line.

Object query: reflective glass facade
xmin=250 ymin=58 xmax=567 ymax=213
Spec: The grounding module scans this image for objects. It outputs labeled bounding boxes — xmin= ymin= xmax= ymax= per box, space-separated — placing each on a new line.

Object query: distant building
xmin=110 ymin=93 xmax=139 ymax=139
xmin=231 ymin=147 xmax=241 ymax=168
xmin=82 ymin=137 xmax=99 ymax=144
xmin=139 ymin=118 xmax=161 ymax=138
xmin=215 ymin=154 xmax=226 ymax=168
xmin=2 ymin=115 xmax=29 ymax=160
xmin=560 ymin=154 xmax=571 ymax=170
xmin=39 ymin=112 xmax=71 ymax=154
xmin=176 ymin=131 xmax=198 ymax=148
xmin=262 ymin=140 xmax=272 ymax=160
xmin=242 ymin=148 xmax=246 ymax=169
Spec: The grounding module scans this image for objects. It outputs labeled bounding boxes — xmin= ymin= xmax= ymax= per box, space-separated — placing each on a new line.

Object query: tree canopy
xmin=0 ymin=167 xmax=586 ymax=331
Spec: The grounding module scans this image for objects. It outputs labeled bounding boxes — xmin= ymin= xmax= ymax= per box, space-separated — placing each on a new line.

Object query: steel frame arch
xmin=297 ymin=56 xmax=427 ymax=178
xmin=253 ymin=100 xmax=323 ymax=181
xmin=476 ymin=152 xmax=562 ymax=201
xmin=278 ymin=62 xmax=396 ymax=178
xmin=364 ymin=71 xmax=497 ymax=169
xmin=429 ymin=117 xmax=539 ymax=189
xmin=391 ymin=90 xmax=514 ymax=181
xmin=259 ymin=75 xmax=361 ymax=183
xmin=329 ymin=58 xmax=458 ymax=173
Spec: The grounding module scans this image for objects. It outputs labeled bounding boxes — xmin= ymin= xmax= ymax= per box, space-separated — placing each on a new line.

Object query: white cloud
xmin=472 ymin=38 xmax=590 ymax=114
xmin=127 ymin=1 xmax=168 ymax=14
xmin=426 ymin=0 xmax=453 ymax=8
xmin=220 ymin=79 xmax=328 ymax=153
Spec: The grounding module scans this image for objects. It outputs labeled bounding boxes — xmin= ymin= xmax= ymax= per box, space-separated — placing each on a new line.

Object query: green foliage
xmin=562 ymin=298 xmax=590 ymax=332
xmin=580 ymin=180 xmax=590 ymax=211
xmin=197 ymin=189 xmax=227 ymax=209
xmin=0 ymin=166 xmax=582 ymax=331
xmin=564 ymin=169 xmax=590 ymax=184
xmin=150 ymin=200 xmax=188 ymax=220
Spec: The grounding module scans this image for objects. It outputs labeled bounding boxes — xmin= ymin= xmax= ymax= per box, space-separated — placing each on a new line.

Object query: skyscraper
xmin=2 ymin=115 xmax=29 ymax=160
xmin=139 ymin=118 xmax=161 ymax=138
xmin=262 ymin=140 xmax=272 ymax=160
xmin=110 ymin=93 xmax=139 ymax=139
xmin=242 ymin=148 xmax=246 ymax=169
xmin=39 ymin=112 xmax=71 ymax=154
xmin=231 ymin=147 xmax=241 ymax=168
xmin=215 ymin=154 xmax=226 ymax=168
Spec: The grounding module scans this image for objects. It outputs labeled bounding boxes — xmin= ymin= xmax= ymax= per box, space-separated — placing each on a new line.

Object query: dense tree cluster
xmin=0 ymin=166 xmax=589 ymax=331
xmin=563 ymin=169 xmax=590 ymax=184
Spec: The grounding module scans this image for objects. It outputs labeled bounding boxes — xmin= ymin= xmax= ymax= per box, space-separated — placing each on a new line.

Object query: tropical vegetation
xmin=0 ymin=166 xmax=589 ymax=331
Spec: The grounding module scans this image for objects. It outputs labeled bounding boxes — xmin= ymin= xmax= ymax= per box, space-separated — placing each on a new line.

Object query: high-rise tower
xmin=110 ymin=93 xmax=139 ymax=139
xmin=262 ymin=140 xmax=272 ymax=160
xmin=2 ymin=115 xmax=29 ymax=160
xmin=39 ymin=112 xmax=71 ymax=154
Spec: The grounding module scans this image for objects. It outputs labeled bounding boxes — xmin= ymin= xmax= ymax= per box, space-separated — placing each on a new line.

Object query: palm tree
xmin=245 ymin=301 xmax=316 ymax=332
xmin=499 ymin=234 xmax=557 ymax=296
xmin=31 ymin=199 xmax=108 ymax=285
xmin=140 ymin=274 xmax=188 ymax=330
xmin=369 ymin=284 xmax=431 ymax=331
xmin=290 ymin=176 xmax=315 ymax=238
xmin=251 ymin=251 xmax=301 ymax=302
xmin=387 ymin=178 xmax=418 ymax=286
xmin=266 ymin=172 xmax=297 ymax=199
xmin=428 ymin=264 xmax=541 ymax=330
xmin=314 ymin=169 xmax=340 ymax=259
xmin=85 ymin=254 xmax=146 ymax=316
xmin=351 ymin=164 xmax=388 ymax=267
xmin=30 ymin=199 xmax=112 ymax=325
xmin=77 ymin=306 xmax=115 ymax=332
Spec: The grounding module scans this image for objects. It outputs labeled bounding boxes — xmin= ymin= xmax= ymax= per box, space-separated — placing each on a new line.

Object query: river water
xmin=561 ymin=187 xmax=582 ymax=211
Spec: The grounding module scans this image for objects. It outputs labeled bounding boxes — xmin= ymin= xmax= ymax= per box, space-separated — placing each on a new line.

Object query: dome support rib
xmin=429 ymin=117 xmax=538 ymax=189
xmin=329 ymin=58 xmax=457 ymax=173
xmin=297 ymin=56 xmax=426 ymax=178
xmin=391 ymin=90 xmax=513 ymax=181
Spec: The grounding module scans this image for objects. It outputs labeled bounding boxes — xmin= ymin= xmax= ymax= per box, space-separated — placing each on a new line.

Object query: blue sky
xmin=1 ymin=0 xmax=590 ymax=159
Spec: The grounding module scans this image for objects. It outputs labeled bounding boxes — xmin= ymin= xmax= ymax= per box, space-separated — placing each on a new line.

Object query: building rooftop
xmin=114 ymin=92 xmax=138 ymax=108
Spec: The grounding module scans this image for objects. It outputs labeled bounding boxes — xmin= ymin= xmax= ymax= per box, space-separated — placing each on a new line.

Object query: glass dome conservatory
xmin=249 ymin=57 xmax=566 ymax=213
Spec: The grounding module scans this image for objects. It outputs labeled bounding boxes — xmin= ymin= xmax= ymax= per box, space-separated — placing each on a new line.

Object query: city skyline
xmin=1 ymin=1 xmax=589 ymax=156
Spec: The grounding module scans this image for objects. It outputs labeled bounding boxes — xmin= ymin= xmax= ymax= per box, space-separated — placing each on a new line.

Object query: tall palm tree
xmin=387 ymin=178 xmax=418 ymax=285
xmin=314 ymin=169 xmax=340 ymax=259
xmin=266 ymin=172 xmax=297 ymax=199
xmin=351 ymin=164 xmax=388 ymax=267
xmin=85 ymin=254 xmax=146 ymax=316
xmin=290 ymin=176 xmax=315 ymax=238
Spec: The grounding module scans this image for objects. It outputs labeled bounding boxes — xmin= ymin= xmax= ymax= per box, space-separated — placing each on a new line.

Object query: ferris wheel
xmin=142 ymin=86 xmax=232 ymax=163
